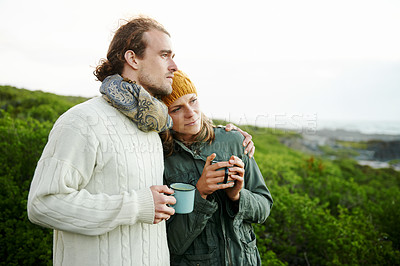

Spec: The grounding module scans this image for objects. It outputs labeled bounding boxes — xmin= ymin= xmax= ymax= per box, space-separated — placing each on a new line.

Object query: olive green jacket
xmin=163 ymin=127 xmax=273 ymax=265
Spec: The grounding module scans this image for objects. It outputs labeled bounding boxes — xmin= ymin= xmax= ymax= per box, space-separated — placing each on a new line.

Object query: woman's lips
xmin=185 ymin=118 xmax=199 ymax=126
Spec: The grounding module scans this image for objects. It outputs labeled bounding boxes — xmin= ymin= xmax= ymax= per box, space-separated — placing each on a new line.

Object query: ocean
xmin=222 ymin=114 xmax=400 ymax=136
xmin=316 ymin=120 xmax=400 ymax=136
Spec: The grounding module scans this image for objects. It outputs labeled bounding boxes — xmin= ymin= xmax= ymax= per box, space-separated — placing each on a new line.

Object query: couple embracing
xmin=27 ymin=16 xmax=273 ymax=266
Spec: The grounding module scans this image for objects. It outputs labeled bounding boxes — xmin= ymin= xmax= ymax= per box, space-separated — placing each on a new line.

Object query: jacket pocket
xmin=164 ymin=169 xmax=198 ymax=187
xmin=241 ymin=227 xmax=261 ymax=265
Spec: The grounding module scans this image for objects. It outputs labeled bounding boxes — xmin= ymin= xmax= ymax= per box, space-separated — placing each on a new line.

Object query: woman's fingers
xmin=217 ymin=182 xmax=235 ymax=190
xmin=209 ymin=161 xmax=233 ymax=171
xmin=229 ymin=174 xmax=244 ymax=182
xmin=229 ymin=166 xmax=244 ymax=177
xmin=229 ymin=156 xmax=244 ymax=168
xmin=205 ymin=153 xmax=217 ymax=167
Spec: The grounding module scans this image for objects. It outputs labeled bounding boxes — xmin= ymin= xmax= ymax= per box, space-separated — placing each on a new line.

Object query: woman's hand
xmin=225 ymin=155 xmax=245 ymax=202
xmin=196 ymin=153 xmax=235 ymax=199
xmin=225 ymin=123 xmax=255 ymax=158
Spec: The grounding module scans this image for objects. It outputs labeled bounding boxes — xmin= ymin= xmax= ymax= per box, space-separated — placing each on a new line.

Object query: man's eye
xmin=170 ymin=107 xmax=180 ymax=113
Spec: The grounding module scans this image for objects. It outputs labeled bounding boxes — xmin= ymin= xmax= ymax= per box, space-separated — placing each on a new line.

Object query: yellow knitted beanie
xmin=162 ymin=70 xmax=197 ymax=107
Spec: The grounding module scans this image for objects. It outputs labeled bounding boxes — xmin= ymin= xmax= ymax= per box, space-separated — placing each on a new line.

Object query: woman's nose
xmin=185 ymin=106 xmax=195 ymax=117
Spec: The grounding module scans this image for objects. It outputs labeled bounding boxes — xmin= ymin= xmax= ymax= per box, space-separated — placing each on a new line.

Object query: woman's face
xmin=168 ymin=93 xmax=201 ymax=142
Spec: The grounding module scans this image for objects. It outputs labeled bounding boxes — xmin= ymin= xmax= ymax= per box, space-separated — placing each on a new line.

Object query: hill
xmin=1 ymin=86 xmax=399 ymax=265
xmin=0 ymin=85 xmax=87 ymax=122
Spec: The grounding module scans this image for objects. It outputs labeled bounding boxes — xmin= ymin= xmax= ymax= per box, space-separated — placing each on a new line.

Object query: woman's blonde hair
xmin=160 ymin=112 xmax=215 ymax=157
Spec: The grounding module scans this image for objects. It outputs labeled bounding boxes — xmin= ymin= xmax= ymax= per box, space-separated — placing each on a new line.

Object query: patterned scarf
xmin=100 ymin=74 xmax=173 ymax=133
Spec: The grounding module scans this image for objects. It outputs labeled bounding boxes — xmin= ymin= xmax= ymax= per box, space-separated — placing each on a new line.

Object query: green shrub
xmin=0 ymin=85 xmax=87 ymax=122
xmin=1 ymin=87 xmax=399 ymax=265
xmin=247 ymin=126 xmax=400 ymax=265
xmin=0 ymin=87 xmax=87 ymax=265
xmin=0 ymin=111 xmax=53 ymax=265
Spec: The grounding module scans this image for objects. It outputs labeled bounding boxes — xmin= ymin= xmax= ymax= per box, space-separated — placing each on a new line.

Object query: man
xmin=28 ymin=16 xmax=177 ymax=265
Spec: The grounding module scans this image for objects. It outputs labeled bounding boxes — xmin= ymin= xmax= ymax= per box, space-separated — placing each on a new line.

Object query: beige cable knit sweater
xmin=27 ymin=97 xmax=169 ymax=265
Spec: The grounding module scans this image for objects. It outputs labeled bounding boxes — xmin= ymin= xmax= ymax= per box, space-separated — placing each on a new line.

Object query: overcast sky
xmin=1 ymin=0 xmax=399 ymax=128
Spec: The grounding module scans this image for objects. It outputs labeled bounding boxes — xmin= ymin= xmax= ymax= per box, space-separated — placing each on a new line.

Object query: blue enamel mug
xmin=170 ymin=183 xmax=195 ymax=214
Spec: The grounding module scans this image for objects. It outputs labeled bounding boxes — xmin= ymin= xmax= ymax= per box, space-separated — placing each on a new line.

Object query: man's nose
xmin=169 ymin=59 xmax=178 ymax=72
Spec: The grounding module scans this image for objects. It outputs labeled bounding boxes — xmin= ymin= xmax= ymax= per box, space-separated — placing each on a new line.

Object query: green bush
xmin=0 ymin=111 xmax=53 ymax=265
xmin=0 ymin=85 xmax=87 ymax=123
xmin=0 ymin=87 xmax=87 ymax=265
xmin=249 ymin=127 xmax=400 ymax=265
xmin=1 ymin=86 xmax=399 ymax=265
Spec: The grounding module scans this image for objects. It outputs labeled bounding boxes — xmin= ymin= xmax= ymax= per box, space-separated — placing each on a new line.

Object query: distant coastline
xmin=316 ymin=120 xmax=400 ymax=136
xmin=217 ymin=115 xmax=400 ymax=136
xmin=209 ymin=114 xmax=400 ymax=170
xmin=279 ymin=126 xmax=400 ymax=171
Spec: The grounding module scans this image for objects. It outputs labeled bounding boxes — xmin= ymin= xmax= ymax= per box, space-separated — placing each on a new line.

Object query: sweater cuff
xmin=135 ymin=187 xmax=155 ymax=224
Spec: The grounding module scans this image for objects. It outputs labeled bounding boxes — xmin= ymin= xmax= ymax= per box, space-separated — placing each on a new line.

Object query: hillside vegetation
xmin=1 ymin=86 xmax=399 ymax=265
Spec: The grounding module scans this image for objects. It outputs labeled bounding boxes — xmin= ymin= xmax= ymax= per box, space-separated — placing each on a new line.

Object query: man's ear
xmin=124 ymin=50 xmax=139 ymax=70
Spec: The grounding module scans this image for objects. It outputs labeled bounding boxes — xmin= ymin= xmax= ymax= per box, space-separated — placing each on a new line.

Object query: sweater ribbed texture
xmin=27 ymin=97 xmax=169 ymax=265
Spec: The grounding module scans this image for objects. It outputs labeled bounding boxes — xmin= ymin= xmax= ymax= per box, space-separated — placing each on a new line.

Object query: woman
xmin=160 ymin=70 xmax=273 ymax=265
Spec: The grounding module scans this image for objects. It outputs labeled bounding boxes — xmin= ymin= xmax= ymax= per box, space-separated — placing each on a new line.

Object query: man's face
xmin=137 ymin=30 xmax=178 ymax=96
